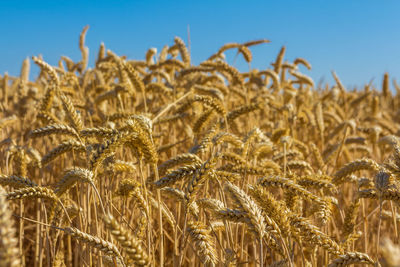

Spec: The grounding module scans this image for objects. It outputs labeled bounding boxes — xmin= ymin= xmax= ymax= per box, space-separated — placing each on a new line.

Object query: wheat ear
xmin=60 ymin=94 xmax=83 ymax=131
xmin=64 ymin=227 xmax=125 ymax=265
xmin=0 ymin=186 xmax=21 ymax=267
xmin=174 ymin=37 xmax=190 ymax=67
xmin=41 ymin=140 xmax=85 ymax=166
xmin=328 ymin=252 xmax=374 ymax=266
xmin=55 ymin=167 xmax=94 ymax=196
xmin=153 ymin=163 xmax=202 ymax=188
xmin=157 ymin=153 xmax=202 ymax=176
xmin=289 ymin=215 xmax=343 ymax=255
xmin=103 ymin=214 xmax=149 ymax=266
xmin=187 ymin=220 xmax=218 ymax=266
xmin=333 ymin=158 xmax=380 ymax=184
xmin=30 ymin=124 xmax=80 ymax=139
xmin=90 ymin=133 xmax=134 ymax=170
xmin=6 ymin=186 xmax=59 ymax=221
xmin=80 ymin=127 xmax=119 ymax=138
xmin=224 ymin=181 xmax=267 ymax=266
xmin=0 ymin=174 xmax=37 ymax=188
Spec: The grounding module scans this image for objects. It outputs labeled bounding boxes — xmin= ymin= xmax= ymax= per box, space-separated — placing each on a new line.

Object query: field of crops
xmin=1 ymin=26 xmax=400 ymax=266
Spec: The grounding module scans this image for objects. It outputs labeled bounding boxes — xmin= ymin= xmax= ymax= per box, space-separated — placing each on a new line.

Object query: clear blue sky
xmin=1 ymin=0 xmax=400 ymax=88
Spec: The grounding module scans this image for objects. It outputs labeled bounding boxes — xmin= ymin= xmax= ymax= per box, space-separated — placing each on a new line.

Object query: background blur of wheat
xmin=1 ymin=25 xmax=400 ymax=267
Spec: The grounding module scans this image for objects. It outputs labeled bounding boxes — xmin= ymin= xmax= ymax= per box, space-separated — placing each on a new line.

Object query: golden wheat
xmin=1 ymin=26 xmax=399 ymax=267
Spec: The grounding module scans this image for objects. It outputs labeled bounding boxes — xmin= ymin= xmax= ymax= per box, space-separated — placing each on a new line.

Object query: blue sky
xmin=1 ymin=0 xmax=400 ymax=88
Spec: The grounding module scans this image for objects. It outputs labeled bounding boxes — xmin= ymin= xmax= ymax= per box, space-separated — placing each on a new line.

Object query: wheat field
xmin=1 ymin=26 xmax=400 ymax=266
